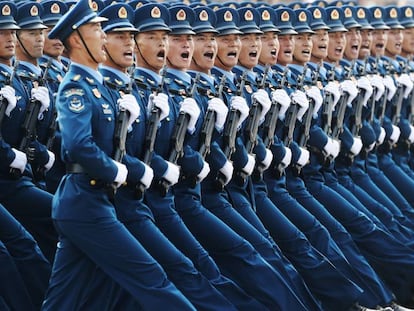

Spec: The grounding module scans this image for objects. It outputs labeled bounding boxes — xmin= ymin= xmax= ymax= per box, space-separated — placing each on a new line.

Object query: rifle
xmin=391 ymin=59 xmax=407 ymax=126
xmin=351 ymin=57 xmax=368 ymax=137
xmin=284 ymin=64 xmax=308 ymax=147
xmin=214 ymin=71 xmax=248 ymax=190
xmin=135 ymin=66 xmax=167 ymax=199
xmin=158 ymin=73 xmax=201 ymax=196
xmin=107 ymin=67 xmax=135 ymax=200
xmin=10 ymin=59 xmax=51 ymax=178
xmin=234 ymin=65 xmax=271 ymax=185
xmin=368 ymin=56 xmax=380 ymax=124
xmin=0 ymin=61 xmax=19 ymax=141
xmin=376 ymin=58 xmax=391 ymax=125
xmin=322 ymin=65 xmax=336 ymax=135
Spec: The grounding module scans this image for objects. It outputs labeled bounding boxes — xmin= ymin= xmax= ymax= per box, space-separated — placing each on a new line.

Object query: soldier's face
xmin=191 ymin=32 xmax=217 ymax=74
xmin=371 ymin=29 xmax=387 ymax=57
xmin=0 ymin=29 xmax=16 ymax=64
xmin=311 ymin=29 xmax=329 ymax=62
xmin=16 ymin=29 xmax=44 ymax=59
xmin=215 ymin=34 xmax=241 ymax=71
xmin=385 ymin=28 xmax=403 ymax=58
xmin=104 ymin=31 xmax=135 ymax=72
xmin=238 ymin=33 xmax=262 ymax=70
xmin=43 ymin=27 xmax=64 ymax=59
xmin=259 ymin=32 xmax=279 ymax=66
xmin=344 ymin=28 xmax=361 ymax=60
xmin=402 ymin=27 xmax=414 ymax=55
xmin=277 ymin=34 xmax=295 ymax=66
xmin=327 ymin=31 xmax=346 ymax=63
xmin=167 ymin=34 xmax=194 ymax=71
xmin=293 ymin=33 xmax=313 ymax=65
xmin=359 ymin=29 xmax=372 ymax=59
xmin=135 ymin=30 xmax=168 ymax=73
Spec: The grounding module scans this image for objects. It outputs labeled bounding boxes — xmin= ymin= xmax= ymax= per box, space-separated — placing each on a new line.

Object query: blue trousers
xmin=303 ymin=169 xmax=414 ymax=304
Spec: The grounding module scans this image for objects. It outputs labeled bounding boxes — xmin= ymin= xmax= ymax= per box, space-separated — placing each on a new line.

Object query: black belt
xmin=66 ymin=163 xmax=87 ymax=174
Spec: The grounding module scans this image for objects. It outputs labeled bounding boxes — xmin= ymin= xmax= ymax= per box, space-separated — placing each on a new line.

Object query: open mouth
xmin=181 ymin=51 xmax=190 ymax=59
xmin=227 ymin=51 xmax=237 ymax=58
xmin=302 ymin=49 xmax=310 ymax=55
xmin=375 ymin=43 xmax=384 ymax=49
xmin=249 ymin=50 xmax=258 ymax=58
xmin=318 ymin=44 xmax=327 ymax=50
xmin=360 ymin=44 xmax=369 ymax=50
xmin=270 ymin=48 xmax=277 ymax=56
xmin=204 ymin=51 xmax=214 ymax=59
xmin=124 ymin=51 xmax=133 ymax=58
xmin=157 ymin=50 xmax=165 ymax=58
xmin=395 ymin=42 xmax=402 ymax=49
xmin=283 ymin=48 xmax=292 ymax=56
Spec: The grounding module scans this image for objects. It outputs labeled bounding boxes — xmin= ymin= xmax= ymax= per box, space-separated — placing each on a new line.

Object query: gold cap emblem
xmin=118 ymin=7 xmax=127 ymax=19
xmin=344 ymin=8 xmax=352 ymax=18
xmin=262 ymin=10 xmax=270 ymax=21
xmin=331 ymin=9 xmax=339 ymax=20
xmin=176 ymin=9 xmax=186 ymax=21
xmin=298 ymin=11 xmax=307 ymax=22
xmin=313 ymin=9 xmax=322 ymax=19
xmin=51 ymin=3 xmax=60 ymax=14
xmin=151 ymin=7 xmax=161 ymax=19
xmin=30 ymin=5 xmax=38 ymax=16
xmin=2 ymin=5 xmax=11 ymax=16
xmin=224 ymin=10 xmax=233 ymax=22
xmin=244 ymin=10 xmax=253 ymax=21
xmin=374 ymin=8 xmax=382 ymax=19
xmin=389 ymin=8 xmax=397 ymax=19
xmin=281 ymin=11 xmax=290 ymax=22
xmin=406 ymin=7 xmax=413 ymax=18
xmin=357 ymin=8 xmax=365 ymax=19
xmin=199 ymin=10 xmax=208 ymax=22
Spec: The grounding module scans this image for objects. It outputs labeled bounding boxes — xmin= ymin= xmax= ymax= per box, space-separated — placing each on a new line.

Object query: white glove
xmin=10 ymin=148 xmax=27 ymax=173
xmin=31 ymin=86 xmax=50 ymax=118
xmin=163 ymin=161 xmax=180 ymax=186
xmin=252 ymin=89 xmax=271 ymax=121
xmin=306 ymin=86 xmax=323 ymax=118
xmin=408 ymin=125 xmax=414 ymax=143
xmin=357 ymin=76 xmax=373 ymax=106
xmin=378 ymin=127 xmax=386 ymax=145
xmin=370 ymin=75 xmax=385 ymax=101
xmin=339 ymin=80 xmax=358 ymax=107
xmin=118 ymin=94 xmax=140 ymax=128
xmin=0 ymin=86 xmax=17 ymax=117
xmin=197 ymin=160 xmax=210 ymax=182
xmin=231 ymin=96 xmax=249 ymax=128
xmin=271 ymin=89 xmax=291 ymax=120
xmin=113 ymin=160 xmax=128 ymax=188
xmin=324 ymin=81 xmax=341 ymax=107
xmin=383 ymin=76 xmax=397 ymax=101
xmin=296 ymin=147 xmax=310 ymax=167
xmin=397 ymin=73 xmax=414 ymax=98
xmin=44 ymin=150 xmax=55 ymax=171
xmin=350 ymin=136 xmax=363 ymax=155
xmin=260 ymin=148 xmax=273 ymax=171
xmin=148 ymin=93 xmax=170 ymax=121
xmin=207 ymin=97 xmax=228 ymax=131
xmin=291 ymin=90 xmax=309 ymax=121
xmin=241 ymin=154 xmax=255 ymax=176
xmin=140 ymin=163 xmax=154 ymax=189
xmin=390 ymin=124 xmax=401 ymax=144
xmin=180 ymin=98 xmax=200 ymax=133
xmin=281 ymin=146 xmax=292 ymax=168
xmin=366 ymin=142 xmax=376 ymax=152
xmin=324 ymin=138 xmax=340 ymax=158
xmin=219 ymin=160 xmax=234 ymax=186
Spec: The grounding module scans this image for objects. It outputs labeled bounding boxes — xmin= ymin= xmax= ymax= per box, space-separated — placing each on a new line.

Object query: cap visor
xmin=0 ymin=23 xmax=20 ymax=30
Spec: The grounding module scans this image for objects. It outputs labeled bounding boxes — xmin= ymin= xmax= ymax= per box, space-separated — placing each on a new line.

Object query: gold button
xmin=90 ymin=179 xmax=96 ymax=186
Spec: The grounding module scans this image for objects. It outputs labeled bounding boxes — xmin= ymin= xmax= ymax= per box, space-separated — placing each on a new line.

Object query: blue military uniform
xmin=42 ymin=1 xmax=196 ymax=309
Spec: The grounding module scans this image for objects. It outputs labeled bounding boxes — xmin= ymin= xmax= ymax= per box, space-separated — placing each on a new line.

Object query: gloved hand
xmin=241 ymin=154 xmax=255 ymax=176
xmin=148 ymin=93 xmax=170 ymax=121
xmin=350 ymin=136 xmax=363 ymax=155
xmin=339 ymin=80 xmax=358 ymax=107
xmin=207 ymin=97 xmax=228 ymax=131
xmin=118 ymin=94 xmax=140 ymax=128
xmin=271 ymin=89 xmax=291 ymax=120
xmin=219 ymin=160 xmax=233 ymax=186
xmin=296 ymin=147 xmax=310 ymax=167
xmin=377 ymin=127 xmax=386 ymax=145
xmin=0 ymin=86 xmax=17 ymax=117
xmin=231 ymin=96 xmax=249 ymax=128
xmin=324 ymin=81 xmax=341 ymax=107
xmin=44 ymin=150 xmax=55 ymax=171
xmin=197 ymin=160 xmax=210 ymax=182
xmin=306 ymin=86 xmax=323 ymax=117
xmin=408 ymin=125 xmax=414 ymax=143
xmin=163 ymin=161 xmax=180 ymax=186
xmin=260 ymin=148 xmax=273 ymax=171
xmin=383 ymin=76 xmax=397 ymax=101
xmin=113 ymin=160 xmax=128 ymax=188
xmin=252 ymin=89 xmax=271 ymax=122
xmin=397 ymin=73 xmax=414 ymax=98
xmin=26 ymin=141 xmax=50 ymax=167
xmin=280 ymin=146 xmax=292 ymax=168
xmin=10 ymin=148 xmax=27 ymax=173
xmin=31 ymin=86 xmax=50 ymax=119
xmin=390 ymin=124 xmax=401 ymax=144
xmin=323 ymin=138 xmax=340 ymax=158
xmin=357 ymin=76 xmax=373 ymax=106
xmin=180 ymin=98 xmax=200 ymax=133
xmin=140 ymin=163 xmax=154 ymax=189
xmin=291 ymin=90 xmax=309 ymax=121
xmin=370 ymin=74 xmax=385 ymax=101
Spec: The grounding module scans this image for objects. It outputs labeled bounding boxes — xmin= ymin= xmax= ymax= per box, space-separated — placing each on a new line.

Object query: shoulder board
xmin=85 ymin=77 xmax=95 ymax=84
xmin=71 ymin=74 xmax=81 ymax=82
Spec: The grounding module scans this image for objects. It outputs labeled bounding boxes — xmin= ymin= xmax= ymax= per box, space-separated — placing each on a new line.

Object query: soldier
xmin=42 ymin=0 xmax=196 ymax=309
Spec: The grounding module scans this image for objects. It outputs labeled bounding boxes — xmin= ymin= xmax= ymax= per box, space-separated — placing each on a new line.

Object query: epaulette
xmin=85 ymin=77 xmax=95 ymax=85
xmin=71 ymin=74 xmax=81 ymax=82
